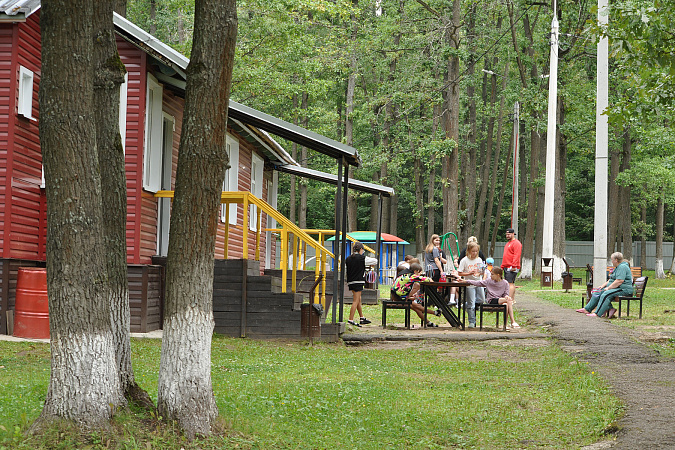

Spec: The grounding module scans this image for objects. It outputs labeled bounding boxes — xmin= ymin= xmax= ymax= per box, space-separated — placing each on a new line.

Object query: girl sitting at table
xmin=463 ymin=267 xmax=519 ymax=329
xmin=392 ymin=262 xmax=442 ymax=327
xmin=457 ymin=242 xmax=485 ymax=328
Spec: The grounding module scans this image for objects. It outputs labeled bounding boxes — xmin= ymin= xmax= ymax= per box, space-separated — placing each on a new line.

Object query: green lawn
xmin=1 ymin=336 xmax=620 ymax=449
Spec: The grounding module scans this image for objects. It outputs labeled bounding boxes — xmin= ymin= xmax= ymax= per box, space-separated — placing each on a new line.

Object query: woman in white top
xmin=457 ymin=242 xmax=486 ymax=328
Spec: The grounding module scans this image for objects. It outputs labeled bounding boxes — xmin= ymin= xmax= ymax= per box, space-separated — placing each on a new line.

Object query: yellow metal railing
xmin=267 ymin=229 xmax=377 ymax=270
xmin=155 ymin=190 xmax=334 ymax=306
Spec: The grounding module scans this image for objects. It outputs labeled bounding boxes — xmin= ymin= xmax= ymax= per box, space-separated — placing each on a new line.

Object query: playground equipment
xmin=440 ymin=232 xmax=461 ymax=269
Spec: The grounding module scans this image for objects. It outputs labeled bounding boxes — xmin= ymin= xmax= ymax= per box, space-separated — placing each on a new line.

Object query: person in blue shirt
xmin=576 ymin=252 xmax=633 ymax=319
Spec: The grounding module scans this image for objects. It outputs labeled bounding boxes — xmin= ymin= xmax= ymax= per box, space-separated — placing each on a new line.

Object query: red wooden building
xmin=0 ymin=3 xmax=373 ymax=338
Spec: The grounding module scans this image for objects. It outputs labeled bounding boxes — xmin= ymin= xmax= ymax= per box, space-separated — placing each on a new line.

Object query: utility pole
xmin=594 ymin=0 xmax=609 ymax=287
xmin=511 ymin=102 xmax=520 ymax=236
xmin=542 ymin=2 xmax=559 ymax=278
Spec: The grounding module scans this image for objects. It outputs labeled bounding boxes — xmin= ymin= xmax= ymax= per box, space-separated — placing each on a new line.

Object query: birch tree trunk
xmin=157 ymin=0 xmax=237 ymax=438
xmin=36 ymin=0 xmax=123 ymax=428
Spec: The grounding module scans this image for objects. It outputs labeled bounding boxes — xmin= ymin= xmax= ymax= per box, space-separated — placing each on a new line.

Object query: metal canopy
xmin=229 ymin=101 xmax=361 ymax=168
xmin=273 ymin=164 xmax=393 ymax=197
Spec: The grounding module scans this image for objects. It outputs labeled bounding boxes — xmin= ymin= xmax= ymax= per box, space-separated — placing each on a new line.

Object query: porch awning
xmin=273 ymin=164 xmax=394 ymax=197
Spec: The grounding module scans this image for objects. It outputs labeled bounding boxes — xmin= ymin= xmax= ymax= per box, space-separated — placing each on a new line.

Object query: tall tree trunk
xmin=463 ymin=4 xmax=477 ymax=242
xmin=369 ymin=171 xmax=379 ymax=231
xmin=290 ymin=95 xmax=298 ymax=224
xmin=427 ymin=104 xmax=441 ymax=243
xmin=414 ymin=141 xmax=426 ymax=252
xmin=93 ymin=0 xmax=149 ymax=405
xmin=535 ymin=132 xmax=547 ymax=273
xmin=671 ymin=206 xmax=675 ymax=273
xmin=552 ymin=97 xmax=566 ymax=280
xmin=149 ymin=0 xmax=157 ymax=35
xmin=113 ymin=0 xmax=126 ymax=16
xmin=441 ymin=0 xmax=461 ymax=235
xmin=36 ymin=0 xmax=123 ymax=429
xmin=299 ymin=92 xmax=308 ymax=229
xmin=346 ymin=59 xmax=357 ymax=232
xmin=607 ymin=139 xmax=622 ymax=255
xmin=655 ymin=191 xmax=665 ymax=278
xmin=157 ymin=0 xmax=237 ymax=438
xmin=619 ymin=128 xmax=633 ymax=263
xmin=474 ymin=66 xmax=491 ymax=248
xmin=521 ymin=128 xmax=540 ymax=278
xmin=640 ymin=205 xmax=647 ymax=269
xmin=482 ymin=62 xmax=509 ymax=248
xmin=490 ymin=132 xmax=513 ymax=255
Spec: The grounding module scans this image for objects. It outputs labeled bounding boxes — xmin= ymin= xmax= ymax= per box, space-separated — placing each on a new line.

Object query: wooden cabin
xmin=0 ymin=3 xmax=373 ymax=339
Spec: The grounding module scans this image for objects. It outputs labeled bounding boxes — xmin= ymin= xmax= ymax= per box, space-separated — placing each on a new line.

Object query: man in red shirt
xmin=501 ymin=228 xmax=522 ymax=301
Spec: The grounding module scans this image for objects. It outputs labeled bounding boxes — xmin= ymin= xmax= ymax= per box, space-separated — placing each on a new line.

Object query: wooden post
xmin=255 ymin=207 xmax=261 ymax=261
xmin=281 ymin=228 xmax=288 ymax=293
xmin=243 ymin=196 xmax=249 ymax=259
xmin=240 ymin=259 xmax=247 ymax=338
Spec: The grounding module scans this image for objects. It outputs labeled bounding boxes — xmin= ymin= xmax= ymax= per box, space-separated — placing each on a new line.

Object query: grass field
xmin=1 ymin=331 xmax=621 ymax=449
xmin=6 ymin=268 xmax=674 ymax=449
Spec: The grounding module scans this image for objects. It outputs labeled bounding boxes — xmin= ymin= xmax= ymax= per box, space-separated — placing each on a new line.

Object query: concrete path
xmin=516 ymin=292 xmax=675 ymax=449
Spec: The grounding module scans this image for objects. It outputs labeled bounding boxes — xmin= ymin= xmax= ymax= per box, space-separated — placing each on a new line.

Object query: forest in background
xmin=126 ymin=0 xmax=675 ymax=276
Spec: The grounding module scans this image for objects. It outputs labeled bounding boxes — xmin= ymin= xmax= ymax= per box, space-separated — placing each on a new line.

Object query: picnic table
xmin=420 ymin=280 xmax=471 ymax=330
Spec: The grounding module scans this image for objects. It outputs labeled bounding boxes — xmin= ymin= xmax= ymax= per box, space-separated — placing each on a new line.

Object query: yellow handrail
xmin=266 ymin=228 xmax=378 ymax=269
xmin=155 ymin=190 xmax=333 ymax=306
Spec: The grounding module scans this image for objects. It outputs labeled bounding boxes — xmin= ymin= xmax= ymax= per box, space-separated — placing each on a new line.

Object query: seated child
xmin=392 ymin=262 xmax=442 ymax=327
xmin=464 ymin=267 xmax=519 ymax=329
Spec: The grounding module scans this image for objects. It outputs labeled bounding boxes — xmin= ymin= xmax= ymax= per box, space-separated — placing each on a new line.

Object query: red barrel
xmin=13 ymin=267 xmax=49 ymax=339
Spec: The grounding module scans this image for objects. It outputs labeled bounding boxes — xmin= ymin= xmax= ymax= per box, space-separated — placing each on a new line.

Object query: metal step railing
xmin=155 ymin=190 xmax=334 ymax=306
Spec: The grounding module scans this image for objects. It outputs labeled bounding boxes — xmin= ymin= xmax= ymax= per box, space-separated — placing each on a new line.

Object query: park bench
xmin=382 ymin=291 xmax=418 ymax=329
xmin=581 ymin=265 xmax=643 ymax=306
xmin=616 ymin=276 xmax=648 ymax=319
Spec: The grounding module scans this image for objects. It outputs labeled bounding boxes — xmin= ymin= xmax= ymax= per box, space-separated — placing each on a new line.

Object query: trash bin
xmin=562 ymin=272 xmax=573 ymax=291
xmin=13 ymin=267 xmax=49 ymax=339
xmin=541 ymin=258 xmax=553 ymax=288
xmin=301 ymin=303 xmax=322 ymax=338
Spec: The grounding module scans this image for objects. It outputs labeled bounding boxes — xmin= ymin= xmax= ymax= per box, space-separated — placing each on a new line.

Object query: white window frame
xmin=249 ymin=153 xmax=264 ymax=231
xmin=119 ymin=72 xmax=128 ymax=152
xmin=143 ymin=74 xmax=163 ymax=192
xmin=18 ymin=66 xmax=34 ymax=119
xmin=220 ymin=134 xmax=240 ymax=225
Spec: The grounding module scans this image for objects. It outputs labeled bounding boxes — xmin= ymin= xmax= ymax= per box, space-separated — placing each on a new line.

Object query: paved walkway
xmin=515 ymin=292 xmax=675 ymax=449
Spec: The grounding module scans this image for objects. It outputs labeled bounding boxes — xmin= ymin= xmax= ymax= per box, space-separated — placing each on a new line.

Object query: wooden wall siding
xmin=119 ymin=39 xmax=147 ymax=264
xmin=0 ymin=23 xmax=15 ymax=256
xmin=0 ymin=258 xmax=43 ymax=334
xmin=5 ymin=15 xmax=42 ymax=260
xmin=135 ymin=88 xmax=183 ymax=265
xmin=128 ymin=264 xmax=163 ymax=333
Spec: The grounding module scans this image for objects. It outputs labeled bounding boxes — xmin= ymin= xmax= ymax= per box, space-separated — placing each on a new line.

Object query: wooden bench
xmin=478 ymin=303 xmax=507 ymax=331
xmin=616 ymin=276 xmax=648 ymax=319
xmin=382 ymin=291 xmax=423 ymax=329
xmin=607 ymin=266 xmax=642 ymax=279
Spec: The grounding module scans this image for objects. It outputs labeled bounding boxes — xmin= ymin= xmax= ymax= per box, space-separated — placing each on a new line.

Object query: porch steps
xmin=213 ymin=259 xmax=332 ymax=340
